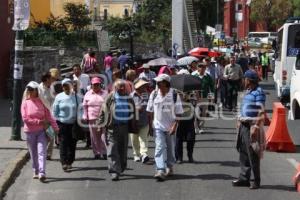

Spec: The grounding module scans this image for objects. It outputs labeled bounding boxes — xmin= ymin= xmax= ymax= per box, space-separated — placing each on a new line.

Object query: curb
xmin=0 ymin=150 xmax=29 ymax=200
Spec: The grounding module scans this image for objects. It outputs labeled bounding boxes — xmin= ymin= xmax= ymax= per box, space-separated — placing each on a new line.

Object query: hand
xmin=43 ymin=120 xmax=50 ymax=130
xmin=148 ymin=128 xmax=153 ymax=137
xmin=168 ymin=123 xmax=178 ymax=135
xmin=250 ymin=125 xmax=260 ymax=142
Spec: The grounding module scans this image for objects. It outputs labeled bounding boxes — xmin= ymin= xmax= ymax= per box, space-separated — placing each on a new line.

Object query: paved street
xmin=3 ymin=80 xmax=300 ymax=200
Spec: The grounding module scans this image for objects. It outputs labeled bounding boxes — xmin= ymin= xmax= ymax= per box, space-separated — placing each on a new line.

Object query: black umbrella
xmin=170 ymin=74 xmax=202 ymax=92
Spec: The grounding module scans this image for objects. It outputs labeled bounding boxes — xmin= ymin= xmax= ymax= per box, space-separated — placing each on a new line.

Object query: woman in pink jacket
xmin=83 ymin=77 xmax=108 ymax=159
xmin=21 ymin=81 xmax=59 ymax=182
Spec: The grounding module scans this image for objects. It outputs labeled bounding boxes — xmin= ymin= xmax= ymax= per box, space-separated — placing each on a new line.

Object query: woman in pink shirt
xmin=83 ymin=77 xmax=108 ymax=159
xmin=21 ymin=81 xmax=59 ymax=182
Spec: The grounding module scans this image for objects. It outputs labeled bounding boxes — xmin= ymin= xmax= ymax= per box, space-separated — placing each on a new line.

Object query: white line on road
xmin=287 ymin=158 xmax=299 ymax=169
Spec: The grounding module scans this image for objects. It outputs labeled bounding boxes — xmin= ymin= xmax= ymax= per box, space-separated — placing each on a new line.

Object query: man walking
xmin=147 ymin=74 xmax=183 ymax=181
xmin=224 ymin=56 xmax=244 ymax=111
xmin=232 ymin=70 xmax=266 ymax=190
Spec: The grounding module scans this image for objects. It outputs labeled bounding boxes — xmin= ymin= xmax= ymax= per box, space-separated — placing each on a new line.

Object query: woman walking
xmin=21 ymin=81 xmax=59 ymax=182
xmin=83 ymin=77 xmax=108 ymax=159
xmin=52 ymin=78 xmax=78 ymax=171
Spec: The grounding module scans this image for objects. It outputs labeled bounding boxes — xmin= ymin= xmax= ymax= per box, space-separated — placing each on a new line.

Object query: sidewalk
xmin=0 ymin=98 xmax=28 ymax=199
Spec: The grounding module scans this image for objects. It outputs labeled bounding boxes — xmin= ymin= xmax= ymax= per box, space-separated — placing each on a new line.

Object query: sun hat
xmin=134 ymin=79 xmax=149 ymax=89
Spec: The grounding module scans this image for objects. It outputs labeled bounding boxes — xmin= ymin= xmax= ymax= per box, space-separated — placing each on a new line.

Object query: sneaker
xmin=39 ymin=175 xmax=46 ymax=182
xmin=33 ymin=174 xmax=39 ymax=179
xmin=46 ymin=155 xmax=52 ymax=161
xmin=62 ymin=164 xmax=68 ymax=171
xmin=67 ymin=164 xmax=72 ymax=170
xmin=102 ymin=154 xmax=107 ymax=160
xmin=94 ymin=155 xmax=101 ymax=160
xmin=141 ymin=155 xmax=149 ymax=164
xmin=111 ymin=173 xmax=119 ymax=181
xmin=133 ymin=156 xmax=141 ymax=162
xmin=199 ymin=129 xmax=205 ymax=134
xmin=176 ymin=159 xmax=183 ymax=164
xmin=154 ymin=172 xmax=165 ymax=181
xmin=165 ymin=167 xmax=174 ymax=177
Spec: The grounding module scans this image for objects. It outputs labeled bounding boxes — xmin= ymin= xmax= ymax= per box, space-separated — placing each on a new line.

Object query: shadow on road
xmin=260 ymin=185 xmax=295 ymax=192
xmin=193 ymin=160 xmax=240 ymax=167
xmin=45 ymin=176 xmax=105 ymax=183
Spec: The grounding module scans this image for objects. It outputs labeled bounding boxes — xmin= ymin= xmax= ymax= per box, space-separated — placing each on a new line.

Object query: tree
xmin=292 ymin=0 xmax=300 ymax=17
xmin=250 ymin=0 xmax=293 ymax=30
xmin=104 ymin=0 xmax=172 ymax=52
xmin=63 ymin=3 xmax=91 ymax=31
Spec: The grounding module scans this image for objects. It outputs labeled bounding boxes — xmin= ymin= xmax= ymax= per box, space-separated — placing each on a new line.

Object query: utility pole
xmin=11 ymin=0 xmax=30 ymax=140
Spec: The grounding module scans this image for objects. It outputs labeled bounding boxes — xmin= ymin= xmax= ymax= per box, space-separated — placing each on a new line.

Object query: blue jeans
xmin=154 ymin=129 xmax=176 ymax=173
xmin=105 ymin=68 xmax=112 ymax=84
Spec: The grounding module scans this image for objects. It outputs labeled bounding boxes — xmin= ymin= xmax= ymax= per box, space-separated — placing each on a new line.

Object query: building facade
xmin=50 ymin=0 xmax=135 ymax=20
xmin=0 ymin=0 xmax=14 ymax=97
xmin=223 ymin=0 xmax=266 ymax=40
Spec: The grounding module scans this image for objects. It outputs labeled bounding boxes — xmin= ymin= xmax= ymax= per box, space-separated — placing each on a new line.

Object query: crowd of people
xmin=20 ymin=48 xmax=266 ymax=190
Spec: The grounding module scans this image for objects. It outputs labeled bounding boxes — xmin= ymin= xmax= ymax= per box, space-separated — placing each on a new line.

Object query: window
xmin=287 ymin=25 xmax=300 ymax=56
xmin=104 ymin=9 xmax=108 ymax=20
xmin=124 ymin=8 xmax=129 ymax=17
xmin=277 ymin=29 xmax=283 ymax=61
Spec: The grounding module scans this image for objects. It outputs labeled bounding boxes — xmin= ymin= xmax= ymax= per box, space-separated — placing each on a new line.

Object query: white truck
xmin=274 ymin=18 xmax=300 ymax=104
xmin=290 ymin=53 xmax=300 ymax=119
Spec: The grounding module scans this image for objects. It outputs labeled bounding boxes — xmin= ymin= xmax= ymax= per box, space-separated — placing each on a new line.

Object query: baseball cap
xmin=244 ymin=70 xmax=259 ymax=81
xmin=142 ymin=63 xmax=150 ymax=69
xmin=91 ymin=77 xmax=102 ymax=84
xmin=26 ymin=81 xmax=39 ymax=89
xmin=154 ymin=74 xmax=171 ymax=82
xmin=61 ymin=78 xmax=72 ymax=85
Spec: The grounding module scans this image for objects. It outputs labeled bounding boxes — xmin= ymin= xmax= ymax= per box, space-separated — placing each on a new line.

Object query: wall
xmin=30 ymin=0 xmax=51 ymax=22
xmin=7 ymin=47 xmax=85 ymax=98
xmin=0 ymin=0 xmax=14 ymax=98
xmin=50 ymin=0 xmax=134 ymax=18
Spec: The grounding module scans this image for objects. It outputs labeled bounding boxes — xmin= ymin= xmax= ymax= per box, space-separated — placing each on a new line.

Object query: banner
xmin=12 ymin=0 xmax=30 ymax=31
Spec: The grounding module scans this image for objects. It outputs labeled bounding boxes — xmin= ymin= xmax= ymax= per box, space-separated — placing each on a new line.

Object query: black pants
xmin=262 ymin=65 xmax=268 ymax=80
xmin=226 ymin=80 xmax=239 ymax=110
xmin=175 ymin=120 xmax=195 ymax=161
xmin=58 ymin=122 xmax=77 ymax=165
xmin=220 ymin=79 xmax=227 ymax=106
xmin=175 ymin=140 xmax=195 ymax=161
xmin=237 ymin=123 xmax=260 ymax=184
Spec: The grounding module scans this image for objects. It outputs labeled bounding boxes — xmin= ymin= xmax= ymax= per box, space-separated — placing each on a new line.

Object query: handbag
xmin=45 ymin=125 xmax=55 ymax=139
xmin=43 ymin=105 xmax=55 ymax=139
xmin=72 ymin=93 xmax=86 ymax=140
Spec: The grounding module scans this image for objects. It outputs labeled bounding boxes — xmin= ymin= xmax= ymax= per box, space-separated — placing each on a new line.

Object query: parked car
xmin=290 ymin=53 xmax=300 ymax=119
xmin=247 ymin=37 xmax=262 ymax=48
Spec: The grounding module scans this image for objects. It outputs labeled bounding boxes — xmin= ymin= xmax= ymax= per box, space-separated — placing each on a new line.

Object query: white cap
xmin=61 ymin=78 xmax=72 ymax=85
xmin=26 ymin=81 xmax=39 ymax=89
xmin=177 ymin=69 xmax=190 ymax=75
xmin=142 ymin=63 xmax=150 ymax=69
xmin=154 ymin=74 xmax=171 ymax=82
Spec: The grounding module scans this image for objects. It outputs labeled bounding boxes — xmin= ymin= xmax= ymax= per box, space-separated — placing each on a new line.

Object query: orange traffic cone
xmin=266 ymin=102 xmax=296 ymax=152
xmin=264 ymin=112 xmax=271 ymax=126
xmin=293 ymin=164 xmax=300 ymax=192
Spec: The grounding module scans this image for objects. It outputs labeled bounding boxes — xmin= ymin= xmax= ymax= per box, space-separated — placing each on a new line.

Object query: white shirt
xmin=73 ymin=73 xmax=91 ymax=93
xmin=146 ymin=88 xmax=183 ymax=131
xmin=39 ymin=82 xmax=53 ymax=110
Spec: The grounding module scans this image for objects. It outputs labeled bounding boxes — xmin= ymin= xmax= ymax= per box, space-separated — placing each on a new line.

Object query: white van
xmin=274 ymin=19 xmax=300 ymax=103
xmin=248 ymin=31 xmax=277 ymax=45
xmin=290 ymin=54 xmax=300 ymax=119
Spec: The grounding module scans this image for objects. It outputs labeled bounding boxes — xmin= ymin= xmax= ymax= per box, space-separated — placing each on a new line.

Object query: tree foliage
xmin=104 ymin=0 xmax=171 ymax=51
xmin=292 ymin=0 xmax=300 ymax=17
xmin=63 ymin=3 xmax=91 ymax=31
xmin=250 ymin=0 xmax=293 ymax=30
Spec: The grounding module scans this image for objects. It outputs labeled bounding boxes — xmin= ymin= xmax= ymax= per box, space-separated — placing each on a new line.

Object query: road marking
xmin=287 ymin=158 xmax=299 ymax=169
